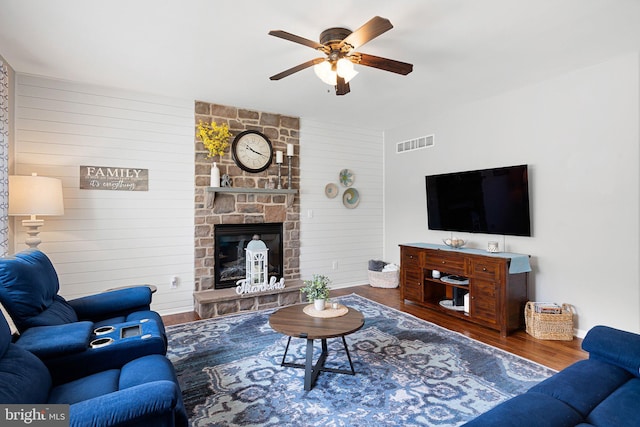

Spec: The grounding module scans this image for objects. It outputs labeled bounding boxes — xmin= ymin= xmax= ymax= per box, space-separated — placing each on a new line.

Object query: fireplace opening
xmin=214 ymin=223 xmax=284 ymax=289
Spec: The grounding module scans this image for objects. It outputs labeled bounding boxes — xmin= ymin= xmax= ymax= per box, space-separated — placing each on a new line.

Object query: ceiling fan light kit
xmin=269 ymin=16 xmax=413 ymax=96
xmin=313 ymin=58 xmax=358 ymax=86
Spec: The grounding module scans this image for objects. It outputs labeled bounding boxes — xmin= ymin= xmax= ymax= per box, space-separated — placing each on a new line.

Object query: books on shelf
xmin=533 ymin=302 xmax=563 ymax=314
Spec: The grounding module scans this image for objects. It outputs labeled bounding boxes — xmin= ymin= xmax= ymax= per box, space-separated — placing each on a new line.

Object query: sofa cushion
xmin=0 ymin=250 xmax=77 ymax=331
xmin=0 ymin=345 xmax=51 ymax=404
xmin=68 ymin=381 xmax=187 ymax=427
xmin=48 ymin=354 xmax=180 ymax=406
xmin=0 ymin=315 xmax=52 ymax=403
xmin=48 ymin=369 xmax=120 ymax=405
xmin=463 ymin=392 xmax=583 ymax=426
xmin=585 ymin=377 xmax=640 ymax=427
xmin=16 ymin=322 xmax=93 ymax=358
xmin=119 ymin=354 xmax=177 ymax=390
xmin=529 ymin=359 xmax=632 ymax=417
xmin=119 ymin=354 xmax=179 ymax=390
xmin=20 ymin=296 xmax=79 ymax=330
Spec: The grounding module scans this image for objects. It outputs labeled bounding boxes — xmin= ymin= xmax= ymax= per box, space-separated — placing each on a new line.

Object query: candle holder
xmin=287 ymin=155 xmax=293 ymax=189
xmin=277 ymin=163 xmax=282 ymax=189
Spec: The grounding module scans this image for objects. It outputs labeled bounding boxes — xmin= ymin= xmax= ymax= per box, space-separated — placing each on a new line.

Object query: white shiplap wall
xmin=299 ymin=119 xmax=384 ymax=288
xmin=14 ymin=74 xmax=194 ymax=315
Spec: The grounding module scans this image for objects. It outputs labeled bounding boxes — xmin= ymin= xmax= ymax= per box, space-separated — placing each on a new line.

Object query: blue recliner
xmin=0 ymin=314 xmax=188 ymax=427
xmin=0 ymin=249 xmax=165 ymax=334
xmin=0 ymin=250 xmax=167 ymax=383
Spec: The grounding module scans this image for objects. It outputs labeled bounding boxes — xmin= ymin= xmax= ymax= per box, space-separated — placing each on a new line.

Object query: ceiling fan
xmin=268 ymin=16 xmax=413 ymax=96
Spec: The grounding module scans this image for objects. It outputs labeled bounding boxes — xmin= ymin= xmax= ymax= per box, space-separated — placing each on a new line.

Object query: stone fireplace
xmin=193 ymin=102 xmax=302 ymax=318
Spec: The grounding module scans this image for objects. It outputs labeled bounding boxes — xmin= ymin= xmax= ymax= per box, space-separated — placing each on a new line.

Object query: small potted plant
xmin=301 ymin=274 xmax=331 ymax=311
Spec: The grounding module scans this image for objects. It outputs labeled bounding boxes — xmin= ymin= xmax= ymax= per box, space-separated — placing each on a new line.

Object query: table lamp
xmin=9 ymin=173 xmax=65 ymax=248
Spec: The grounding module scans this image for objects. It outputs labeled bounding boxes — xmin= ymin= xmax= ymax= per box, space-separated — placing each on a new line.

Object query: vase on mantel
xmin=210 ymin=162 xmax=220 ymax=187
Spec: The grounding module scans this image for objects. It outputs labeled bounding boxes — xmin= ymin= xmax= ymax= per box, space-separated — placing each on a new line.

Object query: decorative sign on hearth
xmin=80 ymin=165 xmax=148 ymax=191
xmin=235 ymin=276 xmax=286 ymax=295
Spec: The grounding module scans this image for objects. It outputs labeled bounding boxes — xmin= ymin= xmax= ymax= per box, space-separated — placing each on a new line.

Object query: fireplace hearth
xmin=214 ymin=223 xmax=283 ymax=289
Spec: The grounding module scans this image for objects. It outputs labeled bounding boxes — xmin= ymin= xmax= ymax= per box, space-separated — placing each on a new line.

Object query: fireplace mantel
xmin=206 ymin=187 xmax=297 ymax=207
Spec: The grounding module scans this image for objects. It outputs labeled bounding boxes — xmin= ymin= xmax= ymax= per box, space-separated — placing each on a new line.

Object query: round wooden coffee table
xmin=269 ymin=303 xmax=364 ymax=391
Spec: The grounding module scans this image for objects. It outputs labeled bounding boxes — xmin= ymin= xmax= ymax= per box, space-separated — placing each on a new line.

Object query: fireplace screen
xmin=214 ymin=223 xmax=283 ymax=289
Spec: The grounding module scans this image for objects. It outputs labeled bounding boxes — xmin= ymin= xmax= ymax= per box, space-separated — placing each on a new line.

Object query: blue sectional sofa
xmin=463 ymin=325 xmax=640 ymax=427
xmin=0 ymin=249 xmax=168 ymax=383
xmin=0 ymin=249 xmax=165 ymax=336
xmin=0 ymin=313 xmax=188 ymax=427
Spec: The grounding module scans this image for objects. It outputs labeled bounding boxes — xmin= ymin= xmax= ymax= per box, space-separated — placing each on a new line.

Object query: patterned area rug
xmin=166 ymin=294 xmax=555 ymax=426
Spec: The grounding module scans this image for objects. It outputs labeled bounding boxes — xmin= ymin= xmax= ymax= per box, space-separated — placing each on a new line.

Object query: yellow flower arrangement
xmin=196 ymin=120 xmax=232 ymax=158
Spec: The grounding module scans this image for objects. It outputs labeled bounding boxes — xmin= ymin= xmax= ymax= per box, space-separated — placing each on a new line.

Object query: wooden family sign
xmin=80 ymin=165 xmax=149 ymax=191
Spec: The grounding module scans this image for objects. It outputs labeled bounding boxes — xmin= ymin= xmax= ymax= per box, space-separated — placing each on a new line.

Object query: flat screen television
xmin=425 ymin=164 xmax=531 ymax=237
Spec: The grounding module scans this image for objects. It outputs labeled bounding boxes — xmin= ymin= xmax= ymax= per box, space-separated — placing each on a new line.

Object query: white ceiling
xmin=1 ymin=0 xmax=639 ymax=130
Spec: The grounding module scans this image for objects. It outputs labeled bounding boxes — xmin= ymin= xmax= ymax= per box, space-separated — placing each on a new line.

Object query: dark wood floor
xmin=162 ymin=284 xmax=587 ymax=372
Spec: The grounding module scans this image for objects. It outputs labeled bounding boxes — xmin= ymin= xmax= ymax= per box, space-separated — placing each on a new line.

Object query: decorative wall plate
xmin=343 ymin=188 xmax=360 ymax=209
xmin=339 ymin=169 xmax=355 ymax=187
xmin=325 ymin=183 xmax=339 ymax=198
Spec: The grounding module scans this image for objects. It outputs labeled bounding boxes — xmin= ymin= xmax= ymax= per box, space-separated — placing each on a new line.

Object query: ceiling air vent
xmin=396 ymin=134 xmax=434 ymax=154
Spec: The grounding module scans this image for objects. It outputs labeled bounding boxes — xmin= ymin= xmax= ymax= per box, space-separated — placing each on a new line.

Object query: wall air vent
xmin=396 ymin=134 xmax=434 ymax=153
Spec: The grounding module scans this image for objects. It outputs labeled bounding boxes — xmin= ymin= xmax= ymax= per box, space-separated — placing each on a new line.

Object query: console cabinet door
xmin=401 ymin=247 xmax=424 ymax=302
xmin=469 ymin=258 xmax=504 ymax=327
xmin=403 ymin=267 xmax=423 ymax=302
xmin=470 ymin=279 xmax=498 ymax=326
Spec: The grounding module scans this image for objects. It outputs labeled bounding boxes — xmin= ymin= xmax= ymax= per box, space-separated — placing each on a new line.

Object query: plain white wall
xmin=300 ymin=119 xmax=384 ymax=288
xmin=14 ymin=75 xmax=195 ymax=315
xmin=384 ymin=53 xmax=640 ymax=336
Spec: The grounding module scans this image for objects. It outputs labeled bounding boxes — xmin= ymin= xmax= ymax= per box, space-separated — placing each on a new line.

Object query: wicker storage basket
xmin=368 ymin=270 xmax=399 ymax=288
xmin=525 ymin=301 xmax=574 ymax=341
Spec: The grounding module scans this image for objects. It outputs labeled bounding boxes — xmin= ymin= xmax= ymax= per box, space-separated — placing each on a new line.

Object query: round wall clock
xmin=231 ymin=130 xmax=273 ymax=173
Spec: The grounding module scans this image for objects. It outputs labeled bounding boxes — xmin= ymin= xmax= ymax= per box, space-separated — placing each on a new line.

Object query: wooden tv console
xmin=399 ymin=243 xmax=530 ymax=337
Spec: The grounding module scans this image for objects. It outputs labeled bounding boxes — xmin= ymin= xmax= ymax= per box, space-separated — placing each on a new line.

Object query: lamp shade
xmin=9 ymin=174 xmax=65 ymax=216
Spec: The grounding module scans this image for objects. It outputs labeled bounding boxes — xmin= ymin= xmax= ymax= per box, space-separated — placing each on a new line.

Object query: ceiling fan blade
xmin=335 ymin=76 xmax=350 ymax=96
xmin=268 ymin=30 xmax=326 ymax=51
xmin=338 ymin=16 xmax=393 ymax=51
xmin=357 ymin=53 xmax=413 ymax=75
xmin=269 ymin=58 xmax=325 ymax=80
